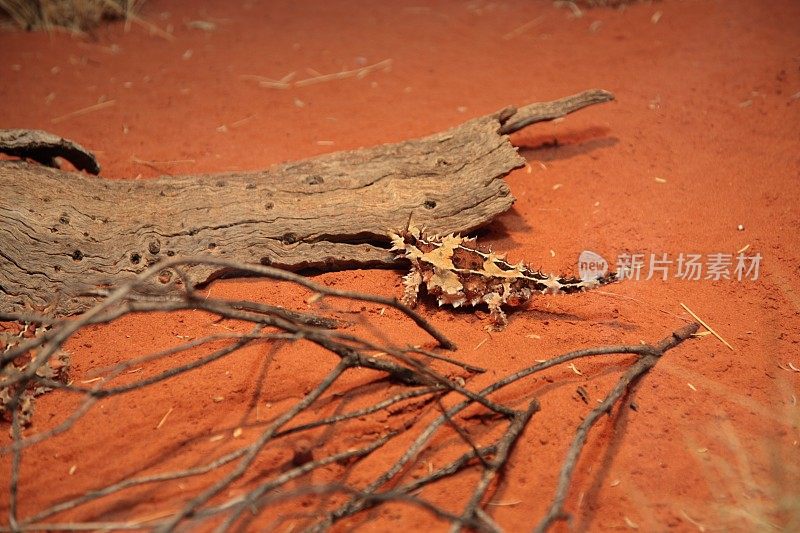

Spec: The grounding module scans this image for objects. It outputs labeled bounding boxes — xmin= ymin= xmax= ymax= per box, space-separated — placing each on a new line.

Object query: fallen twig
xmin=294 ymin=59 xmax=392 ymax=87
xmin=1 ymin=257 xmax=701 ymax=531
xmin=50 ymin=100 xmax=116 ymax=124
xmin=533 ymin=322 xmax=700 ymax=532
xmin=680 ymin=302 xmax=734 ymax=351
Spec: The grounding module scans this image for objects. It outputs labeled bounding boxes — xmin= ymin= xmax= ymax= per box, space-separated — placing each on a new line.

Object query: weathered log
xmin=0 ymin=90 xmax=614 ymax=315
xmin=0 ymin=129 xmax=100 ymax=174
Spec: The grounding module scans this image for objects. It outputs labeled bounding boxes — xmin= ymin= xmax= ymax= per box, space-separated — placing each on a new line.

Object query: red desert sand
xmin=1 ymin=0 xmax=799 ymax=530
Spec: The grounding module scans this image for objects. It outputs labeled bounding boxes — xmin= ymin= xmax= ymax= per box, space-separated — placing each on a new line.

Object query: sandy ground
xmin=1 ymin=0 xmax=799 ymax=530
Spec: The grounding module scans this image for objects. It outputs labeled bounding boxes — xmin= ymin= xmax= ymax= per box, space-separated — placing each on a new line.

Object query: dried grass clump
xmin=0 ymin=0 xmax=142 ymax=32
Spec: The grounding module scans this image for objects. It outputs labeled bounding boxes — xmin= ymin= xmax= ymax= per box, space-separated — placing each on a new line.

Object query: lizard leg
xmin=401 ymin=266 xmax=423 ymax=307
xmin=483 ymin=292 xmax=508 ymax=331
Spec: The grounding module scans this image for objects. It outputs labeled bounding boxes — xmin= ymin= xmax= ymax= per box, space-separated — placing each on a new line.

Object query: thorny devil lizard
xmin=390 ymin=226 xmax=617 ymax=330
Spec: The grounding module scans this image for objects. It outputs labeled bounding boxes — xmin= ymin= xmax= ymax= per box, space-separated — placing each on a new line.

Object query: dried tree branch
xmin=499 ymin=89 xmax=614 ymax=134
xmin=533 ymin=322 xmax=700 ymax=533
xmin=311 ymin=322 xmax=700 ymax=530
xmin=155 ymin=359 xmax=352 ymax=532
xmin=454 ymin=399 xmax=540 ymax=532
xmin=1 ymin=257 xmax=700 ymax=532
xmin=210 ymin=433 xmax=398 ymax=530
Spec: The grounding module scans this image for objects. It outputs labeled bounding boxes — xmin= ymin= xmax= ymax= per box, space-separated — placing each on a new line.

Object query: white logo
xmin=578 ymin=250 xmax=609 ymax=281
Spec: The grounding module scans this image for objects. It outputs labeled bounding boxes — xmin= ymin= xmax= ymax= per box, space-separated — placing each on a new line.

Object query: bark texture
xmin=0 ymin=129 xmax=100 ymax=174
xmin=0 ymin=90 xmax=614 ymax=315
